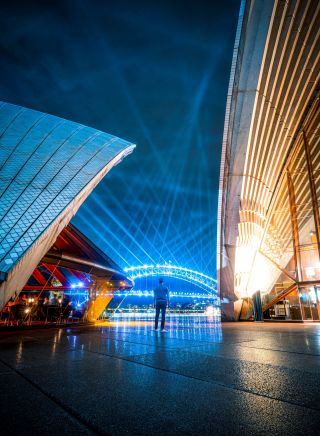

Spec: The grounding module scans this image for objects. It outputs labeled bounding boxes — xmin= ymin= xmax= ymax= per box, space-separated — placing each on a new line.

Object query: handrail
xmin=262 ymin=282 xmax=297 ymax=313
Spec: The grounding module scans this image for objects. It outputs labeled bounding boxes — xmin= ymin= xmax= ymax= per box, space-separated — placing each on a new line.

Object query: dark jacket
xmin=154 ymin=284 xmax=169 ymax=305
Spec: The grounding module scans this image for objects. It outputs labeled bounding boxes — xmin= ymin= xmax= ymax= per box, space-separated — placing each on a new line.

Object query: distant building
xmin=217 ymin=0 xmax=320 ymax=320
xmin=0 ymin=102 xmax=135 ymax=318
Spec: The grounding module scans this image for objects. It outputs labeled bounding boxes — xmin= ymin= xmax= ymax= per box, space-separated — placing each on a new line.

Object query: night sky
xmin=0 ymin=0 xmax=240 ymax=277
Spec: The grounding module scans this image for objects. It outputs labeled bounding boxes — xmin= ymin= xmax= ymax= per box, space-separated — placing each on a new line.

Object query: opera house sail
xmin=0 ymin=101 xmax=135 ymax=311
xmin=217 ymin=0 xmax=320 ymax=320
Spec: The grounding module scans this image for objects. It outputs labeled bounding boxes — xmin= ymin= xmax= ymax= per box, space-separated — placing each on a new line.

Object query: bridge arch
xmin=123 ymin=264 xmax=217 ymax=295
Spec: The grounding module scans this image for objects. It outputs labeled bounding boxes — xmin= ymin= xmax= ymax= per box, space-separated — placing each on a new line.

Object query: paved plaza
xmin=0 ymin=316 xmax=320 ymax=435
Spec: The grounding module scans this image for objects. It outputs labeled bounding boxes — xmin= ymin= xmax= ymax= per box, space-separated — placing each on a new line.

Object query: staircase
xmin=262 ymin=282 xmax=297 ymax=313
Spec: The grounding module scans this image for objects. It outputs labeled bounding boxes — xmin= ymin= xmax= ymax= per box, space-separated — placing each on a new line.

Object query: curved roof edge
xmin=0 ymin=102 xmax=135 ymax=307
xmin=216 ymin=0 xmax=247 ymax=297
xmin=216 ymin=0 xmax=275 ymax=299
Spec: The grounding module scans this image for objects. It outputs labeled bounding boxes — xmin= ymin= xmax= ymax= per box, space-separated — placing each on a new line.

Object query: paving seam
xmin=7 ymin=334 xmax=320 ymax=376
xmin=236 ymin=343 xmax=320 ymax=357
xmin=49 ymin=336 xmax=257 ymax=355
xmin=6 ymin=330 xmax=320 ymax=362
xmin=70 ymin=344 xmax=320 ymax=413
xmin=12 ymin=330 xmax=320 ymax=367
xmin=6 ymin=339 xmax=317 ymax=412
xmin=89 ymin=328 xmax=320 ymax=350
xmin=2 ymin=330 xmax=320 ymax=413
xmin=96 ymin=332 xmax=255 ymax=347
xmin=48 ymin=333 xmax=234 ymax=351
xmin=185 ymin=341 xmax=320 ymax=358
xmin=25 ymin=325 xmax=259 ymax=347
xmin=221 ymin=328 xmax=320 ymax=338
xmin=175 ymin=347 xmax=320 ymax=375
xmin=0 ymin=357 xmax=106 ymax=436
xmin=233 ymin=332 xmax=320 ymax=340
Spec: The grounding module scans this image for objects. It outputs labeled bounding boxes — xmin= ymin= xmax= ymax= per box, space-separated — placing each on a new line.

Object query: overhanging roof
xmin=43 ymin=223 xmax=133 ymax=283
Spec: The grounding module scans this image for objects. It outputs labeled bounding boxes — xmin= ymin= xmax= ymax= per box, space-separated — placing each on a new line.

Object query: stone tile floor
xmin=0 ymin=315 xmax=320 ymax=435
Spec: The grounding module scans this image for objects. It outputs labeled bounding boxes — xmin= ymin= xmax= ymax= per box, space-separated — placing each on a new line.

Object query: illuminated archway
xmin=123 ymin=264 xmax=217 ymax=295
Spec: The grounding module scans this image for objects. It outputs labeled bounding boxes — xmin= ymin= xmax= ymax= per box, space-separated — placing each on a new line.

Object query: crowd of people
xmin=0 ymin=292 xmax=80 ymax=325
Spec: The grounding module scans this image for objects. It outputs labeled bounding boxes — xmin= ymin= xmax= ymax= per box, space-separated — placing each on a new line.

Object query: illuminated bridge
xmin=115 ymin=290 xmax=216 ymax=300
xmin=124 ymin=264 xmax=217 ymax=295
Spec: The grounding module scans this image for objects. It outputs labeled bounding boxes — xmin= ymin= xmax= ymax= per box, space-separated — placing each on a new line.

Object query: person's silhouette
xmin=153 ymin=278 xmax=169 ymax=332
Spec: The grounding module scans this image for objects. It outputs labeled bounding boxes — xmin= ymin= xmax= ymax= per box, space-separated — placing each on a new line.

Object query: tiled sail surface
xmin=0 ymin=101 xmax=135 ymax=280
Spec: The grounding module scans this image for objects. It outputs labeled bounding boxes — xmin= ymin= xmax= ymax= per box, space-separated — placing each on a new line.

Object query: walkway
xmin=0 ymin=316 xmax=320 ymax=434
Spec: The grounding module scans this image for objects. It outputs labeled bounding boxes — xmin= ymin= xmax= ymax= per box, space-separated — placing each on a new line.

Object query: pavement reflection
xmin=96 ymin=313 xmax=223 ymax=342
xmin=1 ymin=319 xmax=320 ymax=434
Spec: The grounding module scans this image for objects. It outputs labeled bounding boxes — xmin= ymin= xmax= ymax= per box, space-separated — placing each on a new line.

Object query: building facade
xmin=217 ymin=0 xmax=320 ymax=320
xmin=0 ymin=102 xmax=135 ymax=310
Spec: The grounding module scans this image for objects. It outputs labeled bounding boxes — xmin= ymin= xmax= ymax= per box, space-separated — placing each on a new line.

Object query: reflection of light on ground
xmin=16 ymin=341 xmax=23 ymax=365
xmin=95 ymin=314 xmax=222 ymax=342
xmin=95 ymin=320 xmax=152 ymax=327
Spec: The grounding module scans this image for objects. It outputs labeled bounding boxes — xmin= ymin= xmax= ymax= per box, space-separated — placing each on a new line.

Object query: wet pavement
xmin=0 ymin=315 xmax=320 ymax=435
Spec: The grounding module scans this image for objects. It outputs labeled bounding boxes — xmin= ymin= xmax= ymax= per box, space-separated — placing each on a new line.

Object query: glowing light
xmin=124 ymin=264 xmax=217 ymax=295
xmin=234 ymin=223 xmax=270 ymax=298
xmin=306 ymin=267 xmax=316 ymax=279
xmin=308 ymin=287 xmax=318 ymax=304
xmin=235 ymin=241 xmax=278 ymax=298
xmin=205 ymin=306 xmax=214 ymax=315
xmin=114 ymin=289 xmax=218 ymax=300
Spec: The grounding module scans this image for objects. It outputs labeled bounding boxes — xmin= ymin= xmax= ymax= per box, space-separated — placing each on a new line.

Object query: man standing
xmin=153 ymin=278 xmax=169 ymax=332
